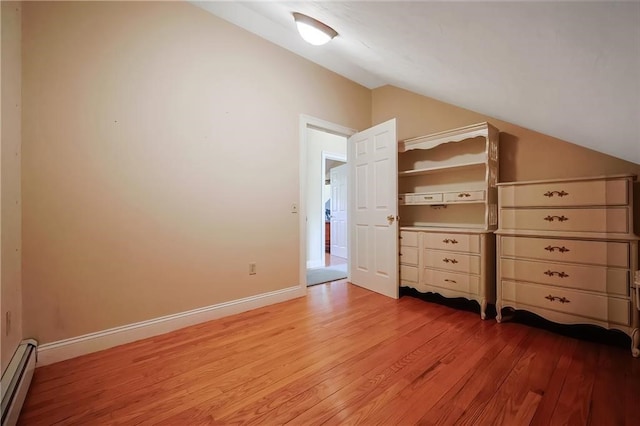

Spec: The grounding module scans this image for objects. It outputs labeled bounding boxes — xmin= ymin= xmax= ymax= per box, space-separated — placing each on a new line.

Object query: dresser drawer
xmin=499 ymin=207 xmax=629 ymax=234
xmin=500 ymin=236 xmax=629 ymax=268
xmin=425 ymin=249 xmax=480 ymax=274
xmin=499 ymin=178 xmax=629 ymax=207
xmin=444 ymin=190 xmax=485 ymax=203
xmin=400 ymin=231 xmax=418 ymax=247
xmin=423 ymin=269 xmax=480 ymax=295
xmin=400 ymin=246 xmax=418 ymax=266
xmin=501 ymin=280 xmax=630 ymax=326
xmin=408 ymin=192 xmax=443 ymax=204
xmin=400 ymin=265 xmax=418 ymax=283
xmin=500 ymin=258 xmax=629 ymax=296
xmin=423 ymin=232 xmax=480 ymax=253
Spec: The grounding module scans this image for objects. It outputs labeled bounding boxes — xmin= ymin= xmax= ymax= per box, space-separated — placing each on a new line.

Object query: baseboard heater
xmin=1 ymin=339 xmax=38 ymax=426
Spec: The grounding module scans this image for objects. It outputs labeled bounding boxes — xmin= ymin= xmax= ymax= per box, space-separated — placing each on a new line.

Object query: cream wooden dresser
xmin=398 ymin=122 xmax=499 ymax=319
xmin=495 ymin=175 xmax=640 ymax=357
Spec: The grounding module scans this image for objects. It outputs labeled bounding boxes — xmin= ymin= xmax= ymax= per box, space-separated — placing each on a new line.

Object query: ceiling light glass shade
xmin=296 ymin=21 xmax=332 ymax=46
xmin=293 ymin=12 xmax=338 ymax=46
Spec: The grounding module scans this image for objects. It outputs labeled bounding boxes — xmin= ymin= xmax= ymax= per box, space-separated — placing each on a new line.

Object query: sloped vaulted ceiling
xmin=194 ymin=1 xmax=640 ymax=164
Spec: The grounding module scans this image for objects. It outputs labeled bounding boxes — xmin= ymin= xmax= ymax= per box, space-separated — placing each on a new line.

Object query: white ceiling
xmin=194 ymin=1 xmax=640 ymax=164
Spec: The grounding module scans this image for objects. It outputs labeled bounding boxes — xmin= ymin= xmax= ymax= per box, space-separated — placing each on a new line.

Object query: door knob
xmin=387 ymin=215 xmax=395 ymax=224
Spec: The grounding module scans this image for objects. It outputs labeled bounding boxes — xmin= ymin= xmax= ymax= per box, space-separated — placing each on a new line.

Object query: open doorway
xmin=306 ymin=153 xmax=348 ymax=287
xmin=299 ymin=116 xmax=355 ymax=289
xmin=323 ymin=154 xmax=347 ymax=264
xmin=299 ymin=116 xmax=399 ymax=297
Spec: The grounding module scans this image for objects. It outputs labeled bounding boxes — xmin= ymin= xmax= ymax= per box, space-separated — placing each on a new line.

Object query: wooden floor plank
xmin=218 ymin=304 xmax=455 ymax=425
xmin=625 ymin=349 xmax=640 ymax=425
xmin=548 ymin=339 xmax=599 ymax=425
xmin=529 ymin=337 xmax=578 ymax=426
xmin=588 ymin=343 xmax=628 ymax=426
xmin=414 ymin=322 xmax=534 ymax=425
xmin=18 ymin=281 xmax=640 ymax=425
xmin=338 ymin=316 xmax=500 ymax=426
xmin=38 ymin=287 xmax=404 ymax=424
xmin=152 ymin=301 xmax=456 ymax=425
xmin=108 ymin=292 xmax=432 ymax=424
xmin=286 ymin=310 xmax=484 ymax=426
xmin=24 ymin=285 xmax=386 ymax=417
xmin=468 ymin=328 xmax=567 ymax=425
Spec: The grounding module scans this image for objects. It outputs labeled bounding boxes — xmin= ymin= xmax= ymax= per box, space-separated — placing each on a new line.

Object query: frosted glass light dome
xmin=293 ymin=13 xmax=338 ymax=46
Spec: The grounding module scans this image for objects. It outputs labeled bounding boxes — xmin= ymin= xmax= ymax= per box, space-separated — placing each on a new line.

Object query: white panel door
xmin=349 ymin=119 xmax=398 ymax=298
xmin=330 ymin=164 xmax=348 ymax=259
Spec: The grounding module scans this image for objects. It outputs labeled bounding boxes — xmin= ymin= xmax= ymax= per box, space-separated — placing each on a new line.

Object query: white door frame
xmin=299 ymin=115 xmax=356 ymax=292
xmin=321 ymin=151 xmax=346 ymax=261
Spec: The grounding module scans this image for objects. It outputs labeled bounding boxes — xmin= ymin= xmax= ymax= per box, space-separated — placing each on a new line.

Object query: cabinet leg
xmin=632 ymin=328 xmax=640 ymax=358
xmin=480 ymin=299 xmax=487 ymax=320
xmin=496 ymin=301 xmax=503 ymax=323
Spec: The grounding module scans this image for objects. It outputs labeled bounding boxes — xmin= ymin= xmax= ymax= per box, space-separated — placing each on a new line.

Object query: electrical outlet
xmin=5 ymin=311 xmax=11 ymax=336
xmin=249 ymin=262 xmax=257 ymax=275
xmin=291 ymin=203 xmax=298 ymax=214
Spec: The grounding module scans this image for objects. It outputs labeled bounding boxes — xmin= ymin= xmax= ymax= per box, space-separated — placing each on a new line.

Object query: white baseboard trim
xmin=37 ymin=285 xmax=305 ymax=367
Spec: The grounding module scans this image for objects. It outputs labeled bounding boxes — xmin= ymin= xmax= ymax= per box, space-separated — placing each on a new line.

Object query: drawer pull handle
xmin=444 ymin=279 xmax=457 ymax=284
xmin=424 ymin=196 xmax=433 ymax=200
xmin=442 ymin=258 xmax=458 ymax=264
xmin=544 ymin=215 xmax=569 ymax=222
xmin=544 ymin=190 xmax=569 ymax=198
xmin=544 ymin=245 xmax=570 ymax=253
xmin=545 ymin=294 xmax=570 ymax=304
xmin=457 ymin=193 xmax=471 ymax=198
xmin=442 ymin=238 xmax=459 ymax=244
xmin=544 ymin=270 xmax=569 ymax=278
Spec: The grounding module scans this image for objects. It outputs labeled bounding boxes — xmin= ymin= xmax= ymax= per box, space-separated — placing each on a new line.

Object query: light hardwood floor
xmin=19 ymin=280 xmax=640 ymax=425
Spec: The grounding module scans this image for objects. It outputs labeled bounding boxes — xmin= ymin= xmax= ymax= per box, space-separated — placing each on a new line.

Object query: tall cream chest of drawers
xmin=495 ymin=175 xmax=640 ymax=357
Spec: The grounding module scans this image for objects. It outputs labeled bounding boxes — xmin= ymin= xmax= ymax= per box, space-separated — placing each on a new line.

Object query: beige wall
xmin=1 ymin=1 xmax=23 ymax=372
xmin=21 ymin=1 xmax=371 ymax=344
xmin=372 ymin=85 xmax=640 ymax=182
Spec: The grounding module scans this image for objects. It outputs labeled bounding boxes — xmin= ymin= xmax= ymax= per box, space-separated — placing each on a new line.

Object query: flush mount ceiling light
xmin=292 ymin=12 xmax=338 ymax=46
